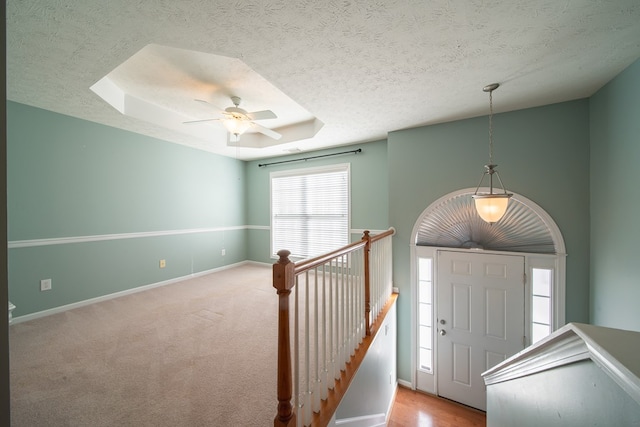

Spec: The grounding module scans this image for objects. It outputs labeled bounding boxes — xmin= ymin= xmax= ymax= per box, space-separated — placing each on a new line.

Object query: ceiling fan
xmin=184 ymin=96 xmax=282 ymax=141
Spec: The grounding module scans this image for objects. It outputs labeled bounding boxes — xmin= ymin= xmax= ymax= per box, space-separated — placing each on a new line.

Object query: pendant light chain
xmin=488 ymin=88 xmax=494 ymax=165
xmin=473 ymin=82 xmax=512 ymax=224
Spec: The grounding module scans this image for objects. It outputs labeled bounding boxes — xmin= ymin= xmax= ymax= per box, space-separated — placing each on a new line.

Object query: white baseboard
xmin=386 ymin=383 xmax=398 ymax=424
xmin=397 ymin=378 xmax=413 ymax=389
xmin=245 ymin=260 xmax=272 ymax=268
xmin=335 ymin=413 xmax=387 ymax=427
xmin=11 ymin=261 xmax=254 ymax=324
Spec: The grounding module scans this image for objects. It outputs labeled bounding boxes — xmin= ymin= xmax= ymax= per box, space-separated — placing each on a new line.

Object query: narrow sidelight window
xmin=531 ymin=267 xmax=553 ymax=343
xmin=418 ymin=257 xmax=433 ymax=372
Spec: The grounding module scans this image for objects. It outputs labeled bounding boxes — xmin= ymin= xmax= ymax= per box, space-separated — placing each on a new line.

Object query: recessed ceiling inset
xmin=90 ymin=44 xmax=323 ymax=151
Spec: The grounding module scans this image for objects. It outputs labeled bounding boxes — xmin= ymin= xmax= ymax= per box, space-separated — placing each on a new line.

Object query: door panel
xmin=485 ymin=288 xmax=507 ymax=339
xmin=452 ymin=283 xmax=471 ymax=331
xmin=437 ymin=251 xmax=525 ymax=411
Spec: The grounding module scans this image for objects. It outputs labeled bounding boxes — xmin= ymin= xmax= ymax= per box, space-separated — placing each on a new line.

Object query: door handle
xmin=439 ymin=329 xmax=446 ymax=336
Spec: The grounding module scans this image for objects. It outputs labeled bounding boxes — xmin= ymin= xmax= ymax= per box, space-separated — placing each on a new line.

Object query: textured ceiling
xmin=7 ymin=1 xmax=640 ymax=160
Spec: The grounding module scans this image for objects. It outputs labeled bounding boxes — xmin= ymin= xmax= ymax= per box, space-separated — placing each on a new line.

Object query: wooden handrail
xmin=369 ymin=226 xmax=395 ymax=244
xmin=294 ymin=239 xmax=366 ymax=274
xmin=293 ymin=227 xmax=394 ymax=275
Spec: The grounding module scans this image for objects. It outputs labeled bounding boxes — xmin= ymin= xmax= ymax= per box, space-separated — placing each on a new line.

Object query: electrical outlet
xmin=40 ymin=278 xmax=52 ymax=291
xmin=221 ymin=249 xmax=226 ymax=256
xmin=159 ymin=259 xmax=166 ymax=268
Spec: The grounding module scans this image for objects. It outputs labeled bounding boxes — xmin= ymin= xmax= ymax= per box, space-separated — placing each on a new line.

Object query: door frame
xmin=409 ymin=189 xmax=566 ymax=394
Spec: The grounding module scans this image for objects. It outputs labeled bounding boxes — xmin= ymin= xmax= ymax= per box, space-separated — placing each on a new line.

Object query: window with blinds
xmin=271 ymin=164 xmax=350 ymax=259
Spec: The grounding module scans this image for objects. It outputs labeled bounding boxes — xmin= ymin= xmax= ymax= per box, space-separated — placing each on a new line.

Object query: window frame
xmin=417 ymin=256 xmax=434 ymax=374
xmin=270 ymin=163 xmax=351 ymax=260
xmin=526 ymin=256 xmax=557 ymax=345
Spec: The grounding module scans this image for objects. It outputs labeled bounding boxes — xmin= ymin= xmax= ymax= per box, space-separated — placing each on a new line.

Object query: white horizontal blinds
xmin=272 ymin=164 xmax=350 ymax=259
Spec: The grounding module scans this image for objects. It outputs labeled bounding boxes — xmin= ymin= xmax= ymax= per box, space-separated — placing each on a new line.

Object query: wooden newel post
xmin=273 ymin=249 xmax=297 ymax=427
xmin=363 ymin=230 xmax=372 ymax=336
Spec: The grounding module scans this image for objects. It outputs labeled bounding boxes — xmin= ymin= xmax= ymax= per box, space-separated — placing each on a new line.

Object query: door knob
xmin=439 ymin=329 xmax=446 ymax=336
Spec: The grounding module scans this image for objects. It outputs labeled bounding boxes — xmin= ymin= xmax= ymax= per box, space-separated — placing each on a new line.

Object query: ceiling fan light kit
xmin=185 ymin=95 xmax=281 ymax=141
xmin=222 ymin=116 xmax=251 ymax=137
xmin=472 ymin=83 xmax=513 ymax=224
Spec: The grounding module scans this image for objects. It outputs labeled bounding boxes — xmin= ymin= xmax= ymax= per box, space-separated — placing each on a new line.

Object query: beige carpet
xmin=9 ymin=264 xmax=278 ymax=427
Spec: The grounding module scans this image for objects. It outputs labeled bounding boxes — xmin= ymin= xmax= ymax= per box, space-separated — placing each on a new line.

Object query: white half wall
xmin=330 ymin=300 xmax=397 ymax=426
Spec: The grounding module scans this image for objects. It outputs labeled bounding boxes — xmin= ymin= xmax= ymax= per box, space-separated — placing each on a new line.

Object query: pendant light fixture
xmin=472 ymin=83 xmax=512 ymax=224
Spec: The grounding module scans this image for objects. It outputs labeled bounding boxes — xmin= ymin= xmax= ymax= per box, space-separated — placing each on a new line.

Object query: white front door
xmin=436 ymin=250 xmax=525 ymax=411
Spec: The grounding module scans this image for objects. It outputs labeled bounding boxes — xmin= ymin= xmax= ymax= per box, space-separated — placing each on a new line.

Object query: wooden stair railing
xmin=273 ymin=228 xmax=395 ymax=427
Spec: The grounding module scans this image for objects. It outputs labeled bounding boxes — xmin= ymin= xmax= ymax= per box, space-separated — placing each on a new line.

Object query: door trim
xmin=409 ymin=188 xmax=566 ymax=393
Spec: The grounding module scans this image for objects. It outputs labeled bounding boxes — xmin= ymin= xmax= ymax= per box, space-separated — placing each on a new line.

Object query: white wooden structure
xmin=483 ymin=322 xmax=640 ymax=426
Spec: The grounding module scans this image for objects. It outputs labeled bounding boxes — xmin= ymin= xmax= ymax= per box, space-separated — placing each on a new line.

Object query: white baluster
xmin=321 ymin=264 xmax=329 ymax=400
xmin=313 ymin=268 xmax=321 ymax=413
xmin=304 ymin=272 xmax=312 ymax=425
xmin=331 ymin=258 xmax=340 ymax=382
xmin=294 ymin=278 xmax=301 ymax=427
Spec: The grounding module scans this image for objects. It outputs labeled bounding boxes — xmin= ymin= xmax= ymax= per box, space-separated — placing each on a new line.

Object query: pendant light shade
xmin=472 ymin=83 xmax=512 ymax=224
xmin=473 ymin=192 xmax=511 ymax=223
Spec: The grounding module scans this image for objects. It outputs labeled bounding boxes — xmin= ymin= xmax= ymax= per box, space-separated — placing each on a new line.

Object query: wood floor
xmin=388 ymin=386 xmax=486 ymax=427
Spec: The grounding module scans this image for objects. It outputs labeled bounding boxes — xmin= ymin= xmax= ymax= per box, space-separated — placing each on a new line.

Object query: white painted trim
xmin=482 ymin=322 xmax=640 ymax=406
xmin=409 ymin=245 xmax=418 ymax=390
xmin=397 ymin=378 xmax=412 ymax=389
xmin=335 ymin=413 xmax=387 ymax=426
xmin=386 ymin=384 xmax=398 ymax=424
xmin=413 ymin=246 xmax=437 ymax=394
xmin=409 ymin=187 xmax=568 ymax=398
xmin=245 ymin=260 xmax=273 ymax=268
xmin=10 ymin=261 xmax=251 ymax=324
xmin=483 ymin=329 xmax=588 ymax=386
xmin=248 ymin=225 xmax=270 ymax=231
xmin=8 ymin=226 xmax=249 ymax=249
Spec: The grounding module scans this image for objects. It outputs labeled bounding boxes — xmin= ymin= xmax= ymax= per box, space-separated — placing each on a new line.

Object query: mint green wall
xmin=8 ymin=102 xmax=247 ymax=317
xmin=589 ymin=58 xmax=640 ymax=332
xmin=388 ymin=100 xmax=591 ymax=381
xmin=245 ymin=140 xmax=389 ymax=264
xmin=1 ymin=16 xmax=10 ymax=422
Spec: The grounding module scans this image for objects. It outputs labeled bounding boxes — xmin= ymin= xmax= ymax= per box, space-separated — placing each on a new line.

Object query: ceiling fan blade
xmin=194 ymin=98 xmax=227 ymax=111
xmin=183 ymin=118 xmax=220 ymax=124
xmin=247 ymin=110 xmax=277 ymax=120
xmin=251 ymin=122 xmax=282 ymax=140
xmin=194 ymin=98 xmax=215 ymax=106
